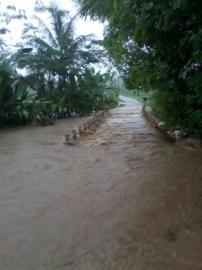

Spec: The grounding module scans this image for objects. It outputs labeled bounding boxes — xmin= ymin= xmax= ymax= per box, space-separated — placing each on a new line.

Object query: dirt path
xmin=0 ymin=97 xmax=202 ymax=270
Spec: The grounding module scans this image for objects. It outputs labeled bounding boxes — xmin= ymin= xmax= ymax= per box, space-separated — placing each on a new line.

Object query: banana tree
xmin=0 ymin=59 xmax=37 ymax=125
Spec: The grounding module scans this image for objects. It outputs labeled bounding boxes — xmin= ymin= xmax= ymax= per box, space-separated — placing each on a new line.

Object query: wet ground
xmin=0 ymin=96 xmax=202 ymax=270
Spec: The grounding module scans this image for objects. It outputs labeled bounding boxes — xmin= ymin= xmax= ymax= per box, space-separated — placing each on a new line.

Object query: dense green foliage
xmin=0 ymin=4 xmax=118 ymax=126
xmin=0 ymin=64 xmax=33 ymax=125
xmin=76 ymin=0 xmax=202 ymax=137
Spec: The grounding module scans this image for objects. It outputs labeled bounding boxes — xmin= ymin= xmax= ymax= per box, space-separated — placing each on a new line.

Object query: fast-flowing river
xmin=0 ymin=96 xmax=202 ymax=270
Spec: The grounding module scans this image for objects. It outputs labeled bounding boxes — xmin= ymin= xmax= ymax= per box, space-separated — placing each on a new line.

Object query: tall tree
xmin=75 ymin=0 xmax=202 ymax=137
xmin=13 ymin=4 xmax=116 ymax=115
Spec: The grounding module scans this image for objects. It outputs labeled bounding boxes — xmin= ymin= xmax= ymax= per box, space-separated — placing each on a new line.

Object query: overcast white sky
xmin=1 ymin=0 xmax=104 ymax=46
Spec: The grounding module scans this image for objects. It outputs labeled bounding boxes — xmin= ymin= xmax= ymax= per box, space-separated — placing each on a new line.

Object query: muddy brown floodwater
xmin=0 ymin=96 xmax=202 ymax=270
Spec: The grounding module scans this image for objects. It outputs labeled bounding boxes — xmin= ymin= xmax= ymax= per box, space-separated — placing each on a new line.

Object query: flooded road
xmin=0 ymin=96 xmax=202 ymax=270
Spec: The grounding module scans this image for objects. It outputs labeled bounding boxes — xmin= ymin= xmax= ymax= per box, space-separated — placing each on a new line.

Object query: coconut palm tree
xmin=13 ymin=4 xmax=104 ymax=114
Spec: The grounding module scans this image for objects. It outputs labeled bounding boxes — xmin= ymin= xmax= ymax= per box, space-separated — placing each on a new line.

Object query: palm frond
xmin=34 ymin=15 xmax=58 ymax=48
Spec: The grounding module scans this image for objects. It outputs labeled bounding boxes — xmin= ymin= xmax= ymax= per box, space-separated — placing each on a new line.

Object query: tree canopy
xmin=76 ymin=0 xmax=202 ymax=137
